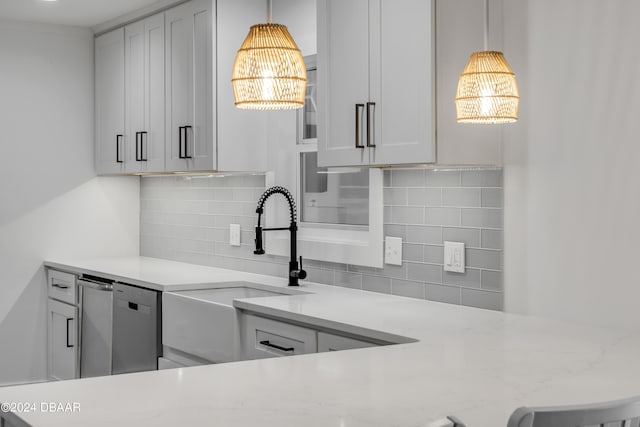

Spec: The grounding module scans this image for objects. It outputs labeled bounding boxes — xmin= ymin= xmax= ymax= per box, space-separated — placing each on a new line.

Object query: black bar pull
xmin=116 ymin=134 xmax=123 ymax=163
xmin=135 ymin=132 xmax=141 ymax=161
xmin=66 ymin=318 xmax=73 ymax=348
xmin=178 ymin=126 xmax=185 ymax=158
xmin=183 ymin=125 xmax=193 ymax=159
xmin=52 ymin=283 xmax=69 ymax=290
xmin=366 ymin=102 xmax=376 ymax=147
xmin=259 ymin=340 xmax=294 ymax=352
xmin=140 ymin=131 xmax=148 ymax=161
xmin=128 ymin=302 xmax=138 ymax=311
xmin=355 ymin=104 xmax=365 ymax=148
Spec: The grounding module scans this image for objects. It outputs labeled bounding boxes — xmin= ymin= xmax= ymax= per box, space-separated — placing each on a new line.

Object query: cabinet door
xmin=95 ymin=28 xmax=125 ymax=174
xmin=317 ymin=331 xmax=376 ymax=352
xmin=125 ymin=14 xmax=166 ymax=173
xmin=317 ymin=0 xmax=372 ymax=167
xmin=368 ymin=0 xmax=435 ymax=165
xmin=47 ymin=299 xmax=78 ymax=381
xmin=165 ymin=0 xmax=214 ymax=172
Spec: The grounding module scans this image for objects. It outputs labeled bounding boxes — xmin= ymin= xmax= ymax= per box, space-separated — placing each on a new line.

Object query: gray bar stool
xmin=507 ymin=396 xmax=640 ymax=427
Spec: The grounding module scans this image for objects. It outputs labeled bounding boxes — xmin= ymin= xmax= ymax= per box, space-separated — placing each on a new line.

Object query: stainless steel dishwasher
xmin=78 ymin=276 xmax=114 ymax=378
xmin=112 ymin=282 xmax=161 ymax=375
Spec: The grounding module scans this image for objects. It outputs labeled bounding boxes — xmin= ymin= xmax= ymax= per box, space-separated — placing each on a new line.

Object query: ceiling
xmin=0 ymin=0 xmax=166 ymax=28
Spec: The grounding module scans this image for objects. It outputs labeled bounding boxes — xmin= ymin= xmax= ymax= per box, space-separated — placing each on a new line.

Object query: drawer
xmin=243 ymin=314 xmax=317 ymax=360
xmin=47 ymin=269 xmax=77 ymax=305
xmin=317 ymin=331 xmax=377 ymax=352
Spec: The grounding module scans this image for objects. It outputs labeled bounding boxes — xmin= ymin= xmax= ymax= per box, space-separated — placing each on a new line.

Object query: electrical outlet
xmin=443 ymin=241 xmax=465 ymax=273
xmin=229 ymin=224 xmax=241 ymax=247
xmin=385 ymin=236 xmax=403 ymax=266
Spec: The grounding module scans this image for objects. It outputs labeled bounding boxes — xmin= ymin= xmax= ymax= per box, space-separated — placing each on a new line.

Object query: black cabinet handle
xmin=52 ymin=283 xmax=69 ymax=290
xmin=141 ymin=131 xmax=148 ymax=161
xmin=366 ymin=102 xmax=376 ymax=147
xmin=136 ymin=131 xmax=148 ymax=161
xmin=355 ymin=104 xmax=365 ymax=148
xmin=116 ymin=134 xmax=123 ymax=163
xmin=135 ymin=132 xmax=141 ymax=161
xmin=66 ymin=318 xmax=73 ymax=348
xmin=184 ymin=125 xmax=192 ymax=159
xmin=259 ymin=340 xmax=294 ymax=352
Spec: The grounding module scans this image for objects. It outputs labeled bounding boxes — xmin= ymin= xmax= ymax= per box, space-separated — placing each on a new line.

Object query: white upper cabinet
xmin=317 ymin=0 xmax=435 ymax=167
xmin=95 ymin=28 xmax=125 ymax=175
xmin=125 ymin=13 xmax=166 ymax=173
xmin=165 ymin=0 xmax=214 ymax=172
xmin=95 ymin=0 xmax=270 ymax=175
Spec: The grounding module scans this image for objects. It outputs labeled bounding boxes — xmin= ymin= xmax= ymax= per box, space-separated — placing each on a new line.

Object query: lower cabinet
xmin=241 ymin=313 xmax=381 ymax=360
xmin=47 ymin=299 xmax=78 ymax=381
xmin=243 ymin=314 xmax=317 ymax=360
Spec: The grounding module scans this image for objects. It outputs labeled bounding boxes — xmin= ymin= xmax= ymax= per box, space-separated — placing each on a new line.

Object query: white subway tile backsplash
xmin=408 ymin=188 xmax=442 ymax=206
xmin=406 ymin=225 xmax=442 ymax=244
xmin=426 ymin=283 xmax=461 ymax=305
xmin=392 ymin=206 xmax=424 ymax=224
xmin=362 ymin=275 xmax=392 ymax=294
xmin=407 ymin=262 xmax=442 ymax=283
xmin=442 ymin=188 xmax=481 ymax=207
xmin=442 ymin=227 xmax=481 ymax=248
xmin=461 ymin=288 xmax=503 ymax=311
xmin=461 ymin=208 xmax=503 ymax=229
xmin=466 ymin=249 xmax=502 ymax=270
xmin=481 ymin=188 xmax=503 ymax=208
xmin=481 ymin=229 xmax=503 ymax=250
xmin=423 ymin=245 xmax=444 ymax=264
xmin=443 ymin=268 xmax=481 ymax=288
xmin=425 ymin=207 xmax=461 ymax=226
xmin=402 ymin=243 xmax=423 ymax=262
xmin=335 ymin=271 xmax=363 ymax=289
xmin=481 ymin=270 xmax=503 ymax=291
xmin=384 ymin=187 xmax=408 ymax=205
xmin=461 ymin=169 xmax=502 ymax=187
xmin=425 ymin=170 xmax=461 ymax=187
xmin=391 ymin=169 xmax=425 ymax=187
xmin=391 ymin=279 xmax=425 ymax=299
xmin=140 ymin=168 xmax=503 ymax=311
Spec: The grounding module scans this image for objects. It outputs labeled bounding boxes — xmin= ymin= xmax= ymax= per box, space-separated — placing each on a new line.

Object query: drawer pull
xmin=66 ymin=318 xmax=74 ymax=348
xmin=52 ymin=283 xmax=69 ymax=290
xmin=259 ymin=340 xmax=294 ymax=353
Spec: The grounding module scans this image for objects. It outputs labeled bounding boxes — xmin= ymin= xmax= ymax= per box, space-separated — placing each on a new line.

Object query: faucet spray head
xmin=254 ymin=226 xmax=265 ymax=255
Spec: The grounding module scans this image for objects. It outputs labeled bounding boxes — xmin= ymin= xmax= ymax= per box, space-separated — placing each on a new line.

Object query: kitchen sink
xmin=162 ymin=282 xmax=309 ymax=365
xmin=174 ymin=285 xmax=289 ymax=306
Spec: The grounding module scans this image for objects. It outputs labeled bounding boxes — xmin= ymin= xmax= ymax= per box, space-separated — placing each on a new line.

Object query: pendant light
xmin=455 ymin=0 xmax=519 ymax=123
xmin=232 ymin=0 xmax=306 ymax=110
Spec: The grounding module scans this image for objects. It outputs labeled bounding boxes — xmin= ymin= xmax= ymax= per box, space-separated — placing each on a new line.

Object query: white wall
xmin=0 ymin=20 xmax=139 ymax=385
xmin=503 ymin=1 xmax=640 ymax=328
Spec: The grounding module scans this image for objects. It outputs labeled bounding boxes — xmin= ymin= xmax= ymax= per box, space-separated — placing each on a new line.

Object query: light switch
xmin=229 ymin=224 xmax=241 ymax=247
xmin=385 ymin=236 xmax=403 ymax=266
xmin=443 ymin=241 xmax=465 ymax=273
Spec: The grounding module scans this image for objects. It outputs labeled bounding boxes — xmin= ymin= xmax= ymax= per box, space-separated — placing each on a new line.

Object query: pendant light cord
xmin=483 ymin=0 xmax=489 ymax=51
xmin=267 ymin=0 xmax=272 ymax=24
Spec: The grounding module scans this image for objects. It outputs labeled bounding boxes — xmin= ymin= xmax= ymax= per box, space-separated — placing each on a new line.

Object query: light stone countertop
xmin=1 ymin=256 xmax=639 ymax=427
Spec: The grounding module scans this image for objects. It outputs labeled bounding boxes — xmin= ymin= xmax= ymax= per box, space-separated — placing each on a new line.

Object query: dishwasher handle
xmin=78 ymin=280 xmax=113 ymax=292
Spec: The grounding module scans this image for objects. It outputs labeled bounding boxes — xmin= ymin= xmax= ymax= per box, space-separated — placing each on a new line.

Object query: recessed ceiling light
xmin=41 ymin=0 xmax=58 ymax=2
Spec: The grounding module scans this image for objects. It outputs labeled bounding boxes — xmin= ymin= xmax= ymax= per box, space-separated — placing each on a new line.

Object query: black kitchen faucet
xmin=254 ymin=186 xmax=306 ymax=286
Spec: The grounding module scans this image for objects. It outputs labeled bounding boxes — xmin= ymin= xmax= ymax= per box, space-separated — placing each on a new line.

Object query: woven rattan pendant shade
xmin=232 ymin=23 xmax=306 ymax=110
xmin=455 ymin=51 xmax=519 ymax=123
